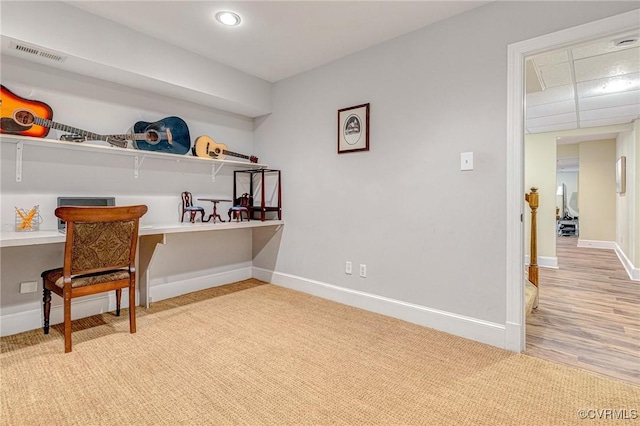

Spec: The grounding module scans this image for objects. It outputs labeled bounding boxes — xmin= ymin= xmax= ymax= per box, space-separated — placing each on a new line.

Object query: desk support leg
xmin=138 ymin=234 xmax=166 ymax=308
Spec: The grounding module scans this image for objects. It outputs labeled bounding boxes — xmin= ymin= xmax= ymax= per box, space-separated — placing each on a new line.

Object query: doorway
xmin=505 ymin=10 xmax=639 ymax=352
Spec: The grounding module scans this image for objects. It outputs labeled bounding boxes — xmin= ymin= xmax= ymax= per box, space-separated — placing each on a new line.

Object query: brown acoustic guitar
xmin=192 ymin=135 xmax=258 ymax=163
xmin=0 ymin=84 xmax=127 ymax=148
xmin=0 ymin=84 xmax=53 ymax=138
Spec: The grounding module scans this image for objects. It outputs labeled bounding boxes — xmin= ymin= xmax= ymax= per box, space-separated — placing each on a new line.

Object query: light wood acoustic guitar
xmin=0 ymin=85 xmax=127 ymax=148
xmin=192 ymin=135 xmax=258 ymax=163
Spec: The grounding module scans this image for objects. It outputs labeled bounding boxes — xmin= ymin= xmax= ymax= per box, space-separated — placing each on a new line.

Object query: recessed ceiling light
xmin=215 ymin=11 xmax=241 ymax=27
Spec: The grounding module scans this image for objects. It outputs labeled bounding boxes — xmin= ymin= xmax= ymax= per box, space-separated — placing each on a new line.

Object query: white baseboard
xmin=253 ymin=267 xmax=507 ymax=349
xmin=577 ymin=239 xmax=616 ymax=249
xmin=524 ymin=255 xmax=558 ymax=269
xmin=0 ymin=290 xmax=131 ymax=337
xmin=614 ymin=243 xmax=640 ymax=281
xmin=149 ymin=266 xmax=252 ymax=303
xmin=0 ymin=266 xmax=253 ymax=337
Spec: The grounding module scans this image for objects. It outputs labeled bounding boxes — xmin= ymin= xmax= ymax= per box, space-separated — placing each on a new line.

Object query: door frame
xmin=505 ymin=9 xmax=639 ymax=352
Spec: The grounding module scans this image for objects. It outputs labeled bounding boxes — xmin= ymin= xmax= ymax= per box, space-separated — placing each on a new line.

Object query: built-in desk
xmin=0 ymin=220 xmax=283 ymax=308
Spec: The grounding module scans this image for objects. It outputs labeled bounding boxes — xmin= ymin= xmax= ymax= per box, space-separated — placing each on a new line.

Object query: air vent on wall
xmin=10 ymin=41 xmax=67 ymax=62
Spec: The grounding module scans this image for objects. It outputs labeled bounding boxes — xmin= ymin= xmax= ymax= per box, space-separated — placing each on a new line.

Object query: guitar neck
xmin=110 ymin=132 xmax=168 ymax=141
xmin=222 ymin=149 xmax=250 ymax=160
xmin=33 ymin=117 xmax=127 ymax=148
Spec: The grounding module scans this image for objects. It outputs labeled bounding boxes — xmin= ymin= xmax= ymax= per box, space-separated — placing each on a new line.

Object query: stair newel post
xmin=525 ymin=187 xmax=539 ymax=308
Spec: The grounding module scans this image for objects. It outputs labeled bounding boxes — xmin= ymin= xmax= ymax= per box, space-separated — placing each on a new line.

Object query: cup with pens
xmin=15 ymin=205 xmax=42 ymax=232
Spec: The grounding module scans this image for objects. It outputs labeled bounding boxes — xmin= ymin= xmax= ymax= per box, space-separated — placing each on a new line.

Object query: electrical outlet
xmin=359 ymin=264 xmax=367 ymax=278
xmin=345 ymin=261 xmax=352 ymax=275
xmin=20 ymin=281 xmax=38 ymax=294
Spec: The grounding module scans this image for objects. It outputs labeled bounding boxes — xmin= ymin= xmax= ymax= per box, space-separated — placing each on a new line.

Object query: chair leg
xmin=43 ymin=287 xmax=51 ymax=334
xmin=115 ymin=289 xmax=122 ymax=316
xmin=129 ymin=279 xmax=136 ymax=334
xmin=63 ymin=289 xmax=72 ymax=353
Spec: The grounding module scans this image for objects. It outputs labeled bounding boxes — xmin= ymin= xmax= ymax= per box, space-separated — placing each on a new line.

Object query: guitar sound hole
xmin=13 ymin=110 xmax=35 ymax=127
xmin=146 ymin=130 xmax=160 ymax=145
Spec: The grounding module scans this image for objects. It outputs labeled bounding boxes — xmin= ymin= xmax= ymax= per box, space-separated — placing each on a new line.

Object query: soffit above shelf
xmin=0 ymin=1 xmax=272 ymax=118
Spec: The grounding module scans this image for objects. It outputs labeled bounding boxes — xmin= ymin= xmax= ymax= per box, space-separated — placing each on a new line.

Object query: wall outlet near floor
xmin=20 ymin=281 xmax=38 ymax=294
xmin=345 ymin=261 xmax=352 ymax=275
xmin=359 ymin=264 xmax=367 ymax=278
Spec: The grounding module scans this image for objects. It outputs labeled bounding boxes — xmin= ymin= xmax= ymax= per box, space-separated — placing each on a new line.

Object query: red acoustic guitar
xmin=0 ymin=84 xmax=53 ymax=138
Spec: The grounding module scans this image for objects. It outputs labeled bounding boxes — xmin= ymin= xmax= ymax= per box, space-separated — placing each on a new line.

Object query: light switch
xmin=461 ymin=152 xmax=473 ymax=171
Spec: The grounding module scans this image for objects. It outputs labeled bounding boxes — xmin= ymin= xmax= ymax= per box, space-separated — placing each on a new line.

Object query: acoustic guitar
xmin=192 ymin=135 xmax=258 ymax=163
xmin=0 ymin=84 xmax=53 ymax=138
xmin=0 ymin=85 xmax=127 ymax=148
xmin=113 ymin=116 xmax=191 ymax=155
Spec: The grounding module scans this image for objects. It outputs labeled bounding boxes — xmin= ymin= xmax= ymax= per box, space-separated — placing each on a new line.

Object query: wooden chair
xmin=228 ymin=193 xmax=251 ymax=222
xmin=181 ymin=191 xmax=206 ymax=223
xmin=41 ymin=205 xmax=148 ymax=353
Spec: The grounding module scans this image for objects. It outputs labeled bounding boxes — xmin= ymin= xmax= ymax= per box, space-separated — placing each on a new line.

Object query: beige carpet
xmin=1 ymin=279 xmax=638 ymax=425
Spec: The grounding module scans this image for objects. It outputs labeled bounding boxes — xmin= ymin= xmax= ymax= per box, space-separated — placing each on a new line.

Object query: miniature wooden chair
xmin=41 ymin=205 xmax=148 ymax=353
xmin=181 ymin=191 xmax=206 ymax=223
xmin=228 ymin=193 xmax=251 ymax=222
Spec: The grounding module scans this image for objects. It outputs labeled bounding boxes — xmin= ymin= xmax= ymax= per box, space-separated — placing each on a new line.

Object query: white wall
xmin=579 ymin=140 xmax=617 ymax=242
xmin=253 ymin=2 xmax=639 ymax=347
xmin=557 ymin=172 xmax=579 ymax=217
xmin=524 ymin=133 xmax=558 ymax=268
xmin=615 ymin=120 xmax=639 ymax=279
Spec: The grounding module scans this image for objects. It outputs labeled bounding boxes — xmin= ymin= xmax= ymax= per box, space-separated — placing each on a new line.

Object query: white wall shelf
xmin=1 ymin=135 xmax=267 ymax=182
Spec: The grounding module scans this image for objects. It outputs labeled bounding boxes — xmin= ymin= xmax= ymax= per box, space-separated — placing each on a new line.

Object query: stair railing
xmin=525 ymin=187 xmax=539 ymax=308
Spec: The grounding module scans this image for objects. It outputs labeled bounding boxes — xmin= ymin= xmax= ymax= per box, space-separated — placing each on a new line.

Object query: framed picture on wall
xmin=616 ymin=156 xmax=626 ymax=194
xmin=338 ymin=103 xmax=369 ymax=154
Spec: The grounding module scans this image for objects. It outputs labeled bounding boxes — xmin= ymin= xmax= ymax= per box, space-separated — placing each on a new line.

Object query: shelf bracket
xmin=212 ymin=163 xmax=225 ymax=182
xmin=15 ymin=140 xmax=23 ymax=182
xmin=134 ymin=155 xmax=146 ymax=178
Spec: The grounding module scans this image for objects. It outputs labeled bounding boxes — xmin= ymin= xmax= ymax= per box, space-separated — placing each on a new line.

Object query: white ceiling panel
xmin=526 ymin=84 xmax=575 ymax=107
xmin=526 ymin=100 xmax=576 ymax=119
xmin=577 ymin=73 xmax=640 ymax=98
xmin=538 ymin=62 xmax=574 ymax=88
xmin=526 ymin=32 xmax=639 ymax=134
xmin=574 ymin=48 xmax=640 ymax=82
xmin=580 ymin=115 xmax=640 ymax=128
xmin=526 ymin=112 xmax=577 ymax=128
xmin=526 ymin=122 xmax=579 ymax=134
xmin=579 ymin=90 xmax=640 ymax=110
xmin=572 ymin=32 xmax=640 ymax=60
xmin=532 ymin=50 xmax=569 ymax=66
xmin=579 ymin=104 xmax=640 ymax=121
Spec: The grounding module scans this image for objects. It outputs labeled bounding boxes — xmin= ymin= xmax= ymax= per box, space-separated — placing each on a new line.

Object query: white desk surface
xmin=0 ymin=220 xmax=284 ymax=248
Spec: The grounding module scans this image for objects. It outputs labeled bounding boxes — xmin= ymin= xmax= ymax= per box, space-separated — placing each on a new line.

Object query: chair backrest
xmin=235 ymin=193 xmax=252 ymax=208
xmin=55 ymin=205 xmax=148 ymax=277
xmin=182 ymin=191 xmax=194 ymax=208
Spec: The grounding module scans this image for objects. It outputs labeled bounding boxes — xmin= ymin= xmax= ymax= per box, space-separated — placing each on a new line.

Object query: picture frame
xmin=338 ymin=103 xmax=369 ymax=154
xmin=616 ymin=156 xmax=626 ymax=194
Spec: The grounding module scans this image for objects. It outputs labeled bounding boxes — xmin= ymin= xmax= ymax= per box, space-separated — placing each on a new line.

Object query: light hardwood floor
xmin=525 ymin=236 xmax=639 ymax=385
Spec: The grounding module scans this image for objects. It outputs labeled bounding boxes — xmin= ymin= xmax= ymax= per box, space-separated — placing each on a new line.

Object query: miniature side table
xmin=198 ymin=198 xmax=232 ymax=223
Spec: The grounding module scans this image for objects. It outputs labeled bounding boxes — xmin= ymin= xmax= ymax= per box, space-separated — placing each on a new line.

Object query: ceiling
xmin=525 ymin=30 xmax=640 ymax=135
xmin=64 ymin=1 xmax=489 ymax=83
